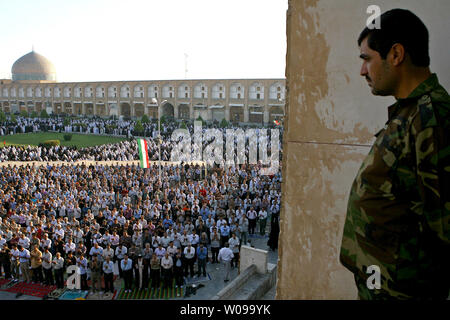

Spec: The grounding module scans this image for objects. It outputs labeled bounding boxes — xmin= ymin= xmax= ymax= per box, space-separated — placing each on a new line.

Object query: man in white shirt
xmin=102 ymin=256 xmax=115 ymax=293
xmin=18 ymin=234 xmax=30 ymax=250
xmin=160 ymin=252 xmax=173 ymax=289
xmin=258 ymin=209 xmax=268 ymax=236
xmin=166 ymin=241 xmax=178 ymax=257
xmin=18 ymin=245 xmax=32 ymax=283
xmin=64 ymin=239 xmax=76 ymax=256
xmin=121 ymin=254 xmax=133 ymax=293
xmin=218 ymin=243 xmax=234 ymax=282
xmin=115 ymin=244 xmax=127 ymax=278
xmin=52 ymin=252 xmax=65 ymax=289
xmin=10 ymin=245 xmax=21 ymax=281
xmin=183 ymin=243 xmax=196 ymax=278
xmin=42 ymin=247 xmax=53 ymax=285
xmin=228 ymin=234 xmax=240 ymax=269
xmin=102 ymin=244 xmax=114 ymax=262
xmin=246 ymin=207 xmax=258 ymax=235
xmin=76 ymin=254 xmax=89 ymax=290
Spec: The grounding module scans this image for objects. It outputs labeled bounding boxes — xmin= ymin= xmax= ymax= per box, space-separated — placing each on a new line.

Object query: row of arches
xmin=1 ymin=82 xmax=286 ymax=101
xmin=0 ymin=101 xmax=283 ymax=123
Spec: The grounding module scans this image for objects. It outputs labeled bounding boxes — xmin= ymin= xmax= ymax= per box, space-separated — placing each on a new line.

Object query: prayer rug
xmin=3 ymin=282 xmax=57 ymax=298
xmin=58 ymin=289 xmax=89 ymax=300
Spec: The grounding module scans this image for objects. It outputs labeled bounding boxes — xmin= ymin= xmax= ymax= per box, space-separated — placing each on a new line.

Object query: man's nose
xmin=360 ymin=63 xmax=368 ymax=77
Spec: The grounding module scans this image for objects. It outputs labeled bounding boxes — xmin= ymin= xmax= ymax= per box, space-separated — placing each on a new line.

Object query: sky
xmin=0 ymin=0 xmax=288 ymax=83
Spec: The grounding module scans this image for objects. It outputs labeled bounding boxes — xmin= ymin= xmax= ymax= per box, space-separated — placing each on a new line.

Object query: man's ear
xmin=389 ymin=43 xmax=406 ymax=66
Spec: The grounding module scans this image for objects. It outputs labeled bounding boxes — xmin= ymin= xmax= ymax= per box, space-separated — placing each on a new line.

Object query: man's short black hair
xmin=358 ymin=8 xmax=430 ymax=67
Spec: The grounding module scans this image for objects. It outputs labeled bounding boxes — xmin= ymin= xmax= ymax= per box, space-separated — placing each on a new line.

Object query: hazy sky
xmin=0 ymin=0 xmax=288 ymax=82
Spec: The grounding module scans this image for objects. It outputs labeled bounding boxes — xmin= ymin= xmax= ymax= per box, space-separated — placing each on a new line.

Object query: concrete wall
xmin=239 ymin=245 xmax=269 ymax=274
xmin=278 ymin=0 xmax=450 ymax=299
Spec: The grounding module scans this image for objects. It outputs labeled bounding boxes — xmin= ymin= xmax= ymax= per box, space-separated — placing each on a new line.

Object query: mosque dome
xmin=11 ymin=50 xmax=56 ymax=82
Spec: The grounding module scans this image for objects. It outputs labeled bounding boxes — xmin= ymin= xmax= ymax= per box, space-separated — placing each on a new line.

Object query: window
xmin=237 ymin=93 xmax=241 ymax=99
xmin=219 ymin=93 xmax=223 ymax=99
xmin=185 ymin=93 xmax=188 ymax=98
xmin=250 ymin=82 xmax=264 ymax=100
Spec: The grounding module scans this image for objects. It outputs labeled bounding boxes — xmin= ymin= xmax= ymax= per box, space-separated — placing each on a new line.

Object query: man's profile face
xmin=359 ymin=37 xmax=395 ymax=96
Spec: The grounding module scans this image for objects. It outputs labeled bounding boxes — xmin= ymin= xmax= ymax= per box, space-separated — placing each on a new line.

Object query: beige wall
xmin=278 ymin=0 xmax=450 ymax=299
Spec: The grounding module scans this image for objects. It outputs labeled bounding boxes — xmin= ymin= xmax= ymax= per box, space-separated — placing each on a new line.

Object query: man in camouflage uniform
xmin=340 ymin=9 xmax=450 ymax=300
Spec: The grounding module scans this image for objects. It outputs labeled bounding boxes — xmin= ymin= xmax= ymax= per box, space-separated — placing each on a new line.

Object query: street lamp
xmin=151 ymin=97 xmax=167 ymax=183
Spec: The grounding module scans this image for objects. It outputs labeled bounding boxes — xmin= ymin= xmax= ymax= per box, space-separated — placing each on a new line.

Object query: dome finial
xmin=32 ymin=44 xmax=34 ymax=52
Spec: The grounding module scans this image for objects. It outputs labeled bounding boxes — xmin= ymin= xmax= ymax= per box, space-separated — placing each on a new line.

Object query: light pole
xmin=151 ymin=98 xmax=167 ymax=184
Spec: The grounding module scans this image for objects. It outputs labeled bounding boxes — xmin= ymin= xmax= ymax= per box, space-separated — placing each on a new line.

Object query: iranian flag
xmin=137 ymin=138 xmax=150 ymax=168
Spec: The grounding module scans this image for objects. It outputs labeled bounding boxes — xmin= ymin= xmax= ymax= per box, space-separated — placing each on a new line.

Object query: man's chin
xmin=370 ymin=87 xmax=390 ymax=96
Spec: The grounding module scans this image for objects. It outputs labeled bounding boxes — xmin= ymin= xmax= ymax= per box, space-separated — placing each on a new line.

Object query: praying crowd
xmin=0 ymin=117 xmax=283 ymax=164
xmin=0 ymin=161 xmax=281 ymax=295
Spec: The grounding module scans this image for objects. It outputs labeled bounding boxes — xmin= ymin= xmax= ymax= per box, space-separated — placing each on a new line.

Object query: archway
xmin=135 ymin=103 xmax=145 ymax=117
xmin=162 ymin=102 xmax=174 ymax=118
xmin=3 ymin=102 xmax=10 ymax=113
xmin=109 ymin=103 xmax=118 ymax=117
xmin=230 ymin=106 xmax=244 ymax=123
xmin=64 ymin=102 xmax=73 ymax=115
xmin=96 ymin=103 xmax=106 ymax=116
xmin=35 ymin=102 xmax=42 ymax=113
xmin=269 ymin=106 xmax=284 ymax=122
xmin=74 ymin=103 xmax=82 ymax=115
xmin=54 ymin=103 xmax=62 ymax=115
xmin=120 ymin=103 xmax=131 ymax=117
xmin=85 ymin=103 xmax=94 ymax=116
xmin=248 ymin=106 xmax=263 ymax=124
xmin=178 ymin=104 xmax=190 ymax=120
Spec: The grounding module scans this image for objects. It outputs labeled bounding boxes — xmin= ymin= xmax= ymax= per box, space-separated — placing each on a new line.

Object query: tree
xmin=220 ymin=118 xmax=228 ymax=128
xmin=10 ymin=114 xmax=17 ymax=123
xmin=0 ymin=111 xmax=6 ymax=123
xmin=141 ymin=114 xmax=150 ymax=124
xmin=63 ymin=118 xmax=70 ymax=127
xmin=20 ymin=110 xmax=28 ymax=118
xmin=40 ymin=109 xmax=49 ymax=118
xmin=30 ymin=111 xmax=38 ymax=118
xmin=134 ymin=120 xmax=144 ymax=135
xmin=180 ymin=121 xmax=187 ymax=129
xmin=160 ymin=115 xmax=167 ymax=124
xmin=196 ymin=115 xmax=206 ymax=126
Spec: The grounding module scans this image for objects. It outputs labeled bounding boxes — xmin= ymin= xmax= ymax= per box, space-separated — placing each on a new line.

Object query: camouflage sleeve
xmin=412 ymin=95 xmax=450 ymax=244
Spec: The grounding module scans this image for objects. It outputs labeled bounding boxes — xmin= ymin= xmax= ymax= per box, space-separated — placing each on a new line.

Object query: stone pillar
xmin=225 ymin=106 xmax=230 ymax=121
xmin=263 ymin=106 xmax=269 ymax=124
xmin=243 ymin=106 xmax=249 ymax=123
xmin=277 ymin=0 xmax=450 ymax=300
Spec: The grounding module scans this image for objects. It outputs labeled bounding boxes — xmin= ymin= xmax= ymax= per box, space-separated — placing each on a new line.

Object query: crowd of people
xmin=0 ymin=117 xmax=283 ymax=163
xmin=0 ymin=161 xmax=281 ymax=296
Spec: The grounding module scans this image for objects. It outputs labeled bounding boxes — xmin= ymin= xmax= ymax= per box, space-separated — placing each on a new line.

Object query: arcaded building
xmin=0 ymin=50 xmax=285 ymax=124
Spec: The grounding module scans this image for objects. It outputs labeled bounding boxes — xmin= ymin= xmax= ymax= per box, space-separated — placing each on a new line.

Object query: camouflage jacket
xmin=340 ymin=73 xmax=450 ymax=299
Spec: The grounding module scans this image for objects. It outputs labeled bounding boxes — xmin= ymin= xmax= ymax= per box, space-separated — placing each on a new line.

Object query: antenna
xmin=184 ymin=53 xmax=188 ymax=79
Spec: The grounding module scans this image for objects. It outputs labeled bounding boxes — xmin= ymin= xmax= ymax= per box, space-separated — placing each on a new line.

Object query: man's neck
xmin=395 ymin=68 xmax=432 ymax=99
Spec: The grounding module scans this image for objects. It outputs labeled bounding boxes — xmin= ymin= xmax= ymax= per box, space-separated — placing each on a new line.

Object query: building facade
xmin=0 ymin=51 xmax=285 ymax=124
